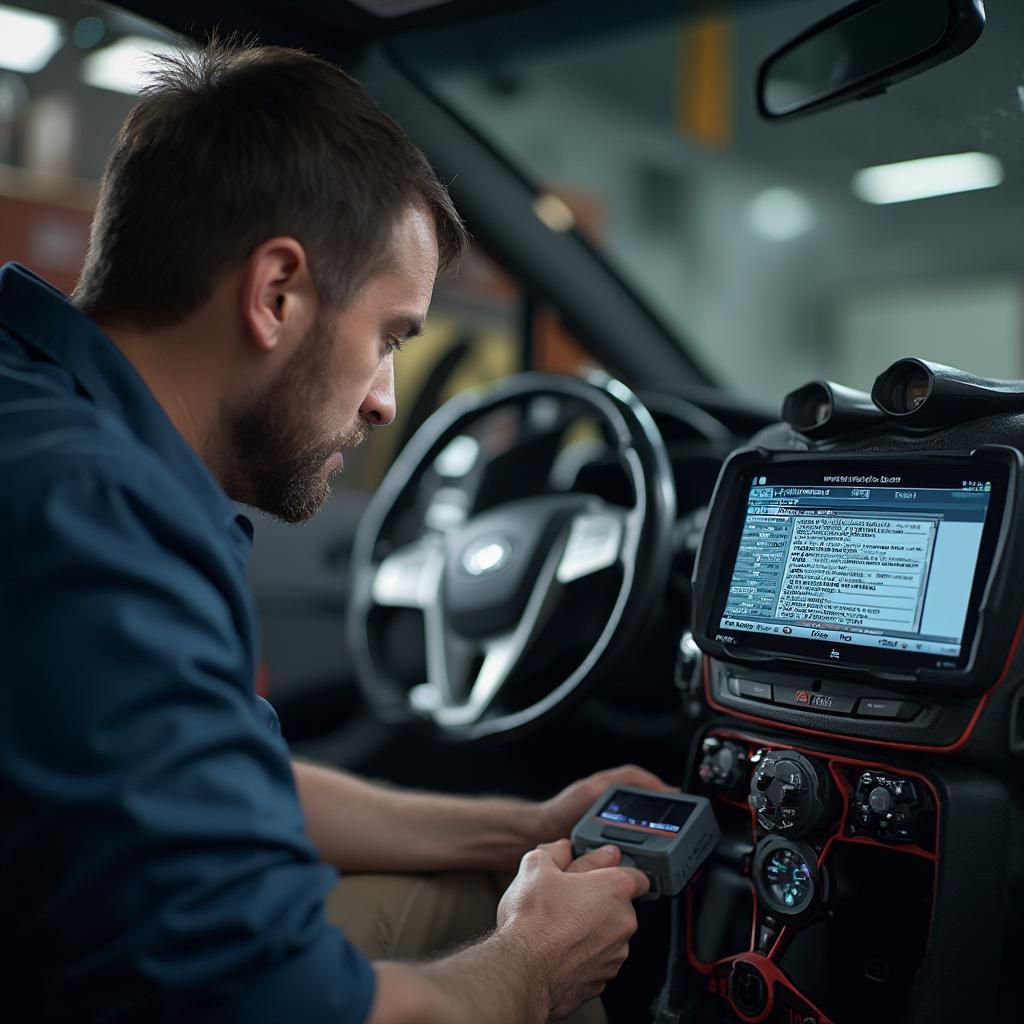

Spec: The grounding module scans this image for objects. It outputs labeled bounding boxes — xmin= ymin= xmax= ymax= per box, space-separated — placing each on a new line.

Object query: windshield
xmin=398 ymin=0 xmax=1024 ymax=406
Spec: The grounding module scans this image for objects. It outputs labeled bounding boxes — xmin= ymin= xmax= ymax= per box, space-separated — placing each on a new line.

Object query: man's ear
xmin=238 ymin=237 xmax=318 ymax=354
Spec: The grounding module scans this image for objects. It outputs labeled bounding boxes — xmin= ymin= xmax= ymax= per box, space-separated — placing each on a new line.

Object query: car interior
xmin=3 ymin=0 xmax=1024 ymax=1021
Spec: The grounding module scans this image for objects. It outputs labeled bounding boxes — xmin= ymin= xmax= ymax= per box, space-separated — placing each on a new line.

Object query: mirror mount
xmin=757 ymin=0 xmax=985 ymax=121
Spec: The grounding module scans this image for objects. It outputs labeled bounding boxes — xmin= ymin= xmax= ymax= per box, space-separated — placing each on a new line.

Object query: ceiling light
xmin=852 ymin=152 xmax=1003 ymax=205
xmin=81 ymin=35 xmax=184 ymax=95
xmin=0 ymin=4 xmax=63 ymax=74
xmin=747 ymin=187 xmax=815 ymax=241
xmin=533 ymin=193 xmax=575 ymax=233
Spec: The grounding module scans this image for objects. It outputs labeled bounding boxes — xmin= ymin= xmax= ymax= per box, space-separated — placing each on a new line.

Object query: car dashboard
xmin=673 ymin=386 xmax=1024 ymax=1024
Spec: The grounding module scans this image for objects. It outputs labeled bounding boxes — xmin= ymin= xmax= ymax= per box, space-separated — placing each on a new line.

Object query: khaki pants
xmin=326 ymin=872 xmax=608 ymax=1023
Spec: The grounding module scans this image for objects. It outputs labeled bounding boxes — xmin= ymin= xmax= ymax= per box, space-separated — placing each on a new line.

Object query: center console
xmin=678 ymin=445 xmax=1024 ymax=1023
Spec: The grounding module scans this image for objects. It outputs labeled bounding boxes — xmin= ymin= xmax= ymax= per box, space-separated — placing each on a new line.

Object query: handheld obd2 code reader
xmin=571 ymin=785 xmax=720 ymax=898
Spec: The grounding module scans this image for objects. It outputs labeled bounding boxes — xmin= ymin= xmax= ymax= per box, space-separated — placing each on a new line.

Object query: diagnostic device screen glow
xmin=713 ymin=461 xmax=1006 ymax=671
xmin=598 ymin=790 xmax=695 ymax=833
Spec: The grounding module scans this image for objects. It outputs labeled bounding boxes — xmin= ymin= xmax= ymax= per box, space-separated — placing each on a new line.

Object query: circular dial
xmin=749 ymin=749 xmax=830 ymax=837
xmin=763 ymin=846 xmax=814 ymax=912
xmin=753 ymin=837 xmax=821 ymax=918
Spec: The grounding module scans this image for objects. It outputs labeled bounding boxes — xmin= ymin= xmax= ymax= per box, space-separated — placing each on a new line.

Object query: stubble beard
xmin=230 ymin=315 xmax=372 ymax=524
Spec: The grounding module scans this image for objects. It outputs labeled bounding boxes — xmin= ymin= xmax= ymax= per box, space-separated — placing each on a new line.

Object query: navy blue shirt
xmin=0 ymin=264 xmax=375 ymax=1022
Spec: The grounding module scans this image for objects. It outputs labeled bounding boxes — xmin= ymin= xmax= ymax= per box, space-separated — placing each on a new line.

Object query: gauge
xmin=752 ymin=837 xmax=821 ymax=917
xmin=763 ymin=846 xmax=813 ymax=911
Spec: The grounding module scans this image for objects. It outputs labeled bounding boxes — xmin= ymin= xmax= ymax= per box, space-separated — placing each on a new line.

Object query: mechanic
xmin=0 ymin=40 xmax=671 ymax=1024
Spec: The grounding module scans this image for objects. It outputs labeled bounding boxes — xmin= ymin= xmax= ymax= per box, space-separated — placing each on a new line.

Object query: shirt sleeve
xmin=257 ymin=693 xmax=284 ymax=735
xmin=0 ymin=467 xmax=375 ymax=1023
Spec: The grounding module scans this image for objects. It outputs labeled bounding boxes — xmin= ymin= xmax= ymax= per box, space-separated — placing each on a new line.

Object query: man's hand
xmin=369 ymin=840 xmax=646 ymax=1023
xmin=369 ymin=840 xmax=647 ymax=1024
xmin=496 ymin=838 xmax=649 ymax=1018
xmin=538 ymin=764 xmax=675 ymax=844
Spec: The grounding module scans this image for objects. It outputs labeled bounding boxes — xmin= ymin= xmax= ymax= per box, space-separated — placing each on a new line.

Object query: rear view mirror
xmin=757 ymin=0 xmax=985 ymax=120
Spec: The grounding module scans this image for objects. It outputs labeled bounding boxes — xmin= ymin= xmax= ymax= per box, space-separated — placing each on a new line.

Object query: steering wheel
xmin=346 ymin=371 xmax=676 ymax=741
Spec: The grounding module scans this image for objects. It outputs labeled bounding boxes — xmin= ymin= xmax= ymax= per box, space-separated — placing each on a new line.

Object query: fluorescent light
xmin=852 ymin=152 xmax=1003 ymax=205
xmin=82 ymin=35 xmax=185 ymax=95
xmin=747 ymin=187 xmax=815 ymax=242
xmin=0 ymin=4 xmax=63 ymax=73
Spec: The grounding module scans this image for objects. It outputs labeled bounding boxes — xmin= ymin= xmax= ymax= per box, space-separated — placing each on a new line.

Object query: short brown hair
xmin=74 ymin=40 xmax=467 ymax=327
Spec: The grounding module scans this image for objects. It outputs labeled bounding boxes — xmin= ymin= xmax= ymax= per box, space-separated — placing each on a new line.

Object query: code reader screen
xmin=598 ymin=791 xmax=695 ymax=833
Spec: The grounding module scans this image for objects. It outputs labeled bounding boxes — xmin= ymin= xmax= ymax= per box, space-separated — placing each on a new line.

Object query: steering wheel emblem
xmin=462 ymin=537 xmax=513 ymax=576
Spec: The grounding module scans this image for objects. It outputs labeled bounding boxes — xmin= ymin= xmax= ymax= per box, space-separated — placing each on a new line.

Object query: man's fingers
xmin=566 ymin=844 xmax=622 ymax=874
xmin=535 ymin=837 xmax=574 ymax=871
xmin=562 ymin=846 xmax=650 ymax=896
xmin=618 ymin=866 xmax=651 ymax=899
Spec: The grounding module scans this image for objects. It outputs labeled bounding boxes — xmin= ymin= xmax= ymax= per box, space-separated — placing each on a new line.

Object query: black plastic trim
xmin=904 ymin=765 xmax=1010 ymax=1022
xmin=707 ymin=660 xmax=975 ymax=747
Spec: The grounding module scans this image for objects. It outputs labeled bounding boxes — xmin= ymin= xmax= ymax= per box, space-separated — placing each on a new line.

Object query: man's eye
xmin=384 ymin=335 xmax=404 ymax=354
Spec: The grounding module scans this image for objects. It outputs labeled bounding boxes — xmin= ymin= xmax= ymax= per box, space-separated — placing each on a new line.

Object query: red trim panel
xmin=686 ymin=730 xmax=940 ymax=1023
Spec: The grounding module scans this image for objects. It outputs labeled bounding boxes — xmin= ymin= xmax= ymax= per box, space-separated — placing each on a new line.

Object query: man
xmin=0 ymin=41 xmax=670 ymax=1023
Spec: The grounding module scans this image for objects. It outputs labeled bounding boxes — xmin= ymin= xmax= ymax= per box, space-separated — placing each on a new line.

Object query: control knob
xmin=749 ymin=750 xmax=831 ymax=837
xmin=868 ymin=785 xmax=894 ymax=815
xmin=698 ymin=737 xmax=747 ymax=793
xmin=849 ymin=771 xmax=928 ymax=844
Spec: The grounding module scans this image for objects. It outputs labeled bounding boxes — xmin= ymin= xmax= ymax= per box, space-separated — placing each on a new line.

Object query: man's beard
xmin=230 ymin=315 xmax=371 ymax=523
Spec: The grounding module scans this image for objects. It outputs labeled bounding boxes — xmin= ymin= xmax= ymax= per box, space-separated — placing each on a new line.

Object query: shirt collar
xmin=0 ymin=263 xmax=252 ymax=551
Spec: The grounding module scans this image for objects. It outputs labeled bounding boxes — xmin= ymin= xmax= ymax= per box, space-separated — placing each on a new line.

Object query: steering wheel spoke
xmin=409 ymin=626 xmax=480 ymax=716
xmin=371 ymin=536 xmax=445 ymax=609
xmin=410 ymin=521 xmax=571 ymax=726
xmin=556 ymin=507 xmax=626 ymax=583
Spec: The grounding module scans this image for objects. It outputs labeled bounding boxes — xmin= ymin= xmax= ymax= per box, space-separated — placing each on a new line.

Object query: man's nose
xmin=359 ymin=356 xmax=396 ymax=426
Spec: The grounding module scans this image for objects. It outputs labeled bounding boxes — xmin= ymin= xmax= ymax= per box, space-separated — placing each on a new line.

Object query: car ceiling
xmin=119 ymin=0 xmax=562 ymax=48
xmin=120 ymin=0 xmax=774 ymax=56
